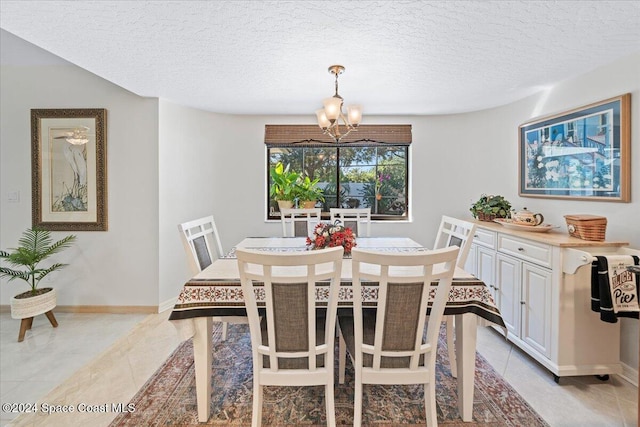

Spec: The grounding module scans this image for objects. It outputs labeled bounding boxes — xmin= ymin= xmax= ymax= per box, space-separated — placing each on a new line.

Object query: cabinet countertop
xmin=469 ymin=219 xmax=628 ymax=248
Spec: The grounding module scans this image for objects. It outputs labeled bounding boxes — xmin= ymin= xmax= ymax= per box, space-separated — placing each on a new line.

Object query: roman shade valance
xmin=264 ymin=124 xmax=412 ymax=147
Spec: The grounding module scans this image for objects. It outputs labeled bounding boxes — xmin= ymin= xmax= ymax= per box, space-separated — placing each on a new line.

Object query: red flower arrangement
xmin=306 ymin=221 xmax=357 ymax=255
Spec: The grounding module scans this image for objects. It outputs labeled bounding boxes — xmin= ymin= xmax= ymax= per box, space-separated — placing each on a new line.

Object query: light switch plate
xmin=7 ymin=191 xmax=20 ymax=202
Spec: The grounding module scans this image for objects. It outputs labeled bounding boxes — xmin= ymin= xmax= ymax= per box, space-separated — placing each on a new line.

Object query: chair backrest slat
xmin=178 ymin=215 xmax=225 ymax=274
xmin=330 ymin=208 xmax=371 ymax=237
xmin=433 ymin=215 xmax=477 ymax=267
xmin=351 ymin=246 xmax=459 ymax=371
xmin=236 ymin=246 xmax=343 ymax=371
xmin=280 ymin=208 xmax=322 ymax=237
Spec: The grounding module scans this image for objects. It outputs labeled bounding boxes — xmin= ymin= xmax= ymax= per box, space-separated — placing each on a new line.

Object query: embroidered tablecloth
xmin=169 ymin=237 xmax=505 ymax=338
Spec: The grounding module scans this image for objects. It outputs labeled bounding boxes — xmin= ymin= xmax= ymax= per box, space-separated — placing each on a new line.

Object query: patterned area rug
xmin=110 ymin=324 xmax=548 ymax=426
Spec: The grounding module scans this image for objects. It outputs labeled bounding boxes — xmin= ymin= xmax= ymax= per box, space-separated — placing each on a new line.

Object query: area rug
xmin=110 ymin=323 xmax=548 ymax=426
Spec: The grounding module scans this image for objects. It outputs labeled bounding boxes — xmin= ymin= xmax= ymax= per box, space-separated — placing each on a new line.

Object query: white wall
xmin=2 ymin=29 xmax=638 ymax=370
xmin=1 ymin=30 xmax=160 ymax=308
xmin=158 ymin=54 xmax=639 ymax=368
xmin=157 ymin=101 xmax=249 ymax=305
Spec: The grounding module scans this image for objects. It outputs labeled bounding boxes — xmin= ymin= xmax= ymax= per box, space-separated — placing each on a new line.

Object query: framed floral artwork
xmin=31 ymin=108 xmax=108 ymax=231
xmin=518 ymin=94 xmax=630 ymax=202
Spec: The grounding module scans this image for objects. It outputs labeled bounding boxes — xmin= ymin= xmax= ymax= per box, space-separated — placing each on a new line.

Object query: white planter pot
xmin=11 ymin=288 xmax=57 ymax=319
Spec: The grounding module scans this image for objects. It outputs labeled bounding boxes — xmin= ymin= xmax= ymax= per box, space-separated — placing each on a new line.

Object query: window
xmin=266 ymin=125 xmax=411 ymax=221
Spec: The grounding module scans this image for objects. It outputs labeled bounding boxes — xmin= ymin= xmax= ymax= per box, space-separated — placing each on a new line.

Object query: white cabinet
xmin=477 ymin=246 xmax=497 ymax=300
xmin=496 ymin=252 xmax=551 ymax=359
xmin=496 ymin=253 xmax=521 ymax=339
xmin=464 ymin=244 xmax=477 ymax=278
xmin=465 ymin=228 xmax=498 ymax=301
xmin=520 ymin=262 xmax=552 ymax=358
xmin=465 ymin=220 xmax=630 ymax=381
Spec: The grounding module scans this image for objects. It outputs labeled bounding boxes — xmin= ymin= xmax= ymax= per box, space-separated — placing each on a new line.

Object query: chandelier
xmin=315 ymin=65 xmax=362 ymax=142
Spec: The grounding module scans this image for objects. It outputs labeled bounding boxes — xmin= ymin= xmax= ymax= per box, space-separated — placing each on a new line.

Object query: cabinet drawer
xmin=473 ymin=228 xmax=496 ymax=249
xmin=497 ymin=234 xmax=551 ymax=268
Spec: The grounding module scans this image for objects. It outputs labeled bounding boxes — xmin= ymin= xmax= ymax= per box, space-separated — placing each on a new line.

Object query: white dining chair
xmin=337 ymin=246 xmax=459 ymax=426
xmin=329 ymin=208 xmax=371 ymax=237
xmin=178 ymin=215 xmax=247 ymax=341
xmin=236 ymin=246 xmax=344 ymax=427
xmin=280 ymin=207 xmax=322 ymax=237
xmin=433 ymin=215 xmax=477 ymax=378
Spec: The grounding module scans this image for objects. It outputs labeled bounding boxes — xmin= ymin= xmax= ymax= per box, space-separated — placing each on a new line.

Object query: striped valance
xmin=264 ymin=124 xmax=412 ymax=147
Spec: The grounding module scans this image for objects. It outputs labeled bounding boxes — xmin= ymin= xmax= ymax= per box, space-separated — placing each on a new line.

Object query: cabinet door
xmin=496 ymin=253 xmax=521 ymax=338
xmin=521 ymin=262 xmax=552 ymax=358
xmin=464 ymin=243 xmax=478 ymax=277
xmin=477 ymin=246 xmax=496 ymax=301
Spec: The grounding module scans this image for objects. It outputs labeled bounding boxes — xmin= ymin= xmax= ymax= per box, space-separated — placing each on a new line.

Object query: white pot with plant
xmin=0 ymin=227 xmax=76 ymax=341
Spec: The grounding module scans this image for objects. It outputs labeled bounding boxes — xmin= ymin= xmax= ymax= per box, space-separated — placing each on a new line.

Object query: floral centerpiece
xmin=306 ymin=221 xmax=357 ymax=255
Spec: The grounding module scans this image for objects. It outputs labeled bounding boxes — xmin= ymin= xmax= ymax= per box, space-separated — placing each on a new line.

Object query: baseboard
xmin=56 ymin=305 xmax=157 ymax=314
xmin=620 ymin=361 xmax=639 ymax=387
xmin=158 ymin=297 xmax=177 ymax=313
xmin=0 ymin=304 xmax=157 ymax=314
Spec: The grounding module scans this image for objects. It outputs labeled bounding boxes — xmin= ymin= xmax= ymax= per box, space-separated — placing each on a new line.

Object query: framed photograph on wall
xmin=519 ymin=93 xmax=630 ymax=202
xmin=31 ymin=108 xmax=108 ymax=231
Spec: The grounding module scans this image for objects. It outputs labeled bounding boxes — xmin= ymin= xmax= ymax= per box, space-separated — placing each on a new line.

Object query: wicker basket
xmin=564 ymin=215 xmax=607 ymax=241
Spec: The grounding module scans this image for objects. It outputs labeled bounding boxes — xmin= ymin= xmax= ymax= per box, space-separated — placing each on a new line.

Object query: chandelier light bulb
xmin=347 ymin=105 xmax=362 ymax=126
xmin=323 ymin=97 xmax=342 ymax=123
xmin=315 ymin=109 xmax=330 ymax=130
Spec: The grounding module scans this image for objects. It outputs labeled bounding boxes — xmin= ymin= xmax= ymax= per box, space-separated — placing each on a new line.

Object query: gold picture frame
xmin=518 ymin=94 xmax=631 ymax=202
xmin=31 ymin=108 xmax=108 ymax=231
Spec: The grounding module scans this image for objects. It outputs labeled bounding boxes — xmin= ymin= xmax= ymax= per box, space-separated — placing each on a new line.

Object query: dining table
xmin=169 ymin=236 xmax=506 ymax=423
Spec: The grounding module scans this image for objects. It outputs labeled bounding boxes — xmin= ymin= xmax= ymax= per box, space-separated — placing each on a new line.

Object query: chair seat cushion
xmin=338 ymin=310 xmax=425 ymax=368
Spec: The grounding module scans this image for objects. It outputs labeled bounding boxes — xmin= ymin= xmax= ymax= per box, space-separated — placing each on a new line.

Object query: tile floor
xmin=478 ymin=326 xmax=637 ymax=427
xmin=0 ymin=311 xmax=637 ymax=426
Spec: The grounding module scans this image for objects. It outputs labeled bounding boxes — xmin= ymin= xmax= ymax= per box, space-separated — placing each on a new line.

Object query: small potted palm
xmin=0 ymin=227 xmax=76 ymax=341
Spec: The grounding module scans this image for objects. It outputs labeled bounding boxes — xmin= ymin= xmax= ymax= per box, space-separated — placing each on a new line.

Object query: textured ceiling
xmin=1 ymin=1 xmax=639 ymax=115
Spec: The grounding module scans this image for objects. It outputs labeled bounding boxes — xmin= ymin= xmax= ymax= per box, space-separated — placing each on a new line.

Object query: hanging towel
xmin=591 ymin=255 xmax=640 ymax=323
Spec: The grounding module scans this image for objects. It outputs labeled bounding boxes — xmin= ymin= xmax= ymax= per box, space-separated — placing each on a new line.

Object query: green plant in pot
xmin=269 ymin=162 xmax=299 ymax=210
xmin=470 ymin=194 xmax=512 ymax=221
xmin=294 ymin=175 xmax=325 ymax=208
xmin=0 ymin=227 xmax=76 ymax=341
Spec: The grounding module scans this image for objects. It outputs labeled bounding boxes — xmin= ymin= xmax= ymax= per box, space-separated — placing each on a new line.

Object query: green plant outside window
xmin=267 ymin=145 xmax=409 ymax=221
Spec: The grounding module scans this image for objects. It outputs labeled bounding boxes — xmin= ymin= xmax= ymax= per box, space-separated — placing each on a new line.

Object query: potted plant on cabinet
xmin=294 ymin=175 xmax=325 ymax=208
xmin=269 ymin=162 xmax=299 ymax=210
xmin=470 ymin=194 xmax=512 ymax=221
xmin=0 ymin=227 xmax=76 ymax=341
